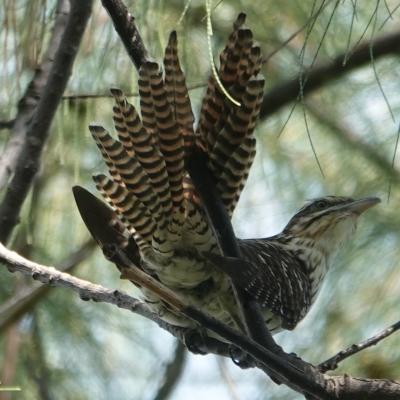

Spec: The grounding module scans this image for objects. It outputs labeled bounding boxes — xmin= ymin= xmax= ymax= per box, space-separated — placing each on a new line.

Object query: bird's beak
xmin=343 ymin=197 xmax=381 ymax=215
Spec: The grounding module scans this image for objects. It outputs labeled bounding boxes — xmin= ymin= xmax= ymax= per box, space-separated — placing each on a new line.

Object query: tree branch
xmin=100 ymin=0 xmax=148 ymax=69
xmin=319 ymin=320 xmax=400 ymax=373
xmin=0 ymin=0 xmax=93 ymax=243
xmin=1 ymin=243 xmax=400 ymax=399
xmin=260 ymin=29 xmax=400 ymax=120
xmin=0 ymin=242 xmax=187 ymax=341
xmin=0 ymin=119 xmax=15 ymax=130
xmin=0 ymin=0 xmax=69 ymax=188
xmin=0 ymin=239 xmax=96 ymax=331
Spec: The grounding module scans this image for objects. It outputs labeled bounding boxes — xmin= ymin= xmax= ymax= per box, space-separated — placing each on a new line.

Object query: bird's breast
xmin=294 ymin=243 xmax=329 ymax=299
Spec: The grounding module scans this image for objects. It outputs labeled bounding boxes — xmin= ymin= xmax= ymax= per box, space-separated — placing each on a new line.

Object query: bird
xmin=73 ymin=13 xmax=380 ymax=335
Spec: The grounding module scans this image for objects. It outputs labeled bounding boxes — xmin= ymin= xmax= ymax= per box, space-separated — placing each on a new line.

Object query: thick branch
xmin=0 ymin=0 xmax=93 ymax=243
xmin=0 ymin=0 xmax=69 ymax=188
xmin=260 ymin=29 xmax=400 ymax=119
xmin=325 ymin=375 xmax=400 ymax=400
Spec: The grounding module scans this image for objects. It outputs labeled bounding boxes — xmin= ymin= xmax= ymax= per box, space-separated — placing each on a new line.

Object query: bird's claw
xmin=183 ymin=328 xmax=209 ymax=355
xmin=229 ymin=345 xmax=255 ymax=369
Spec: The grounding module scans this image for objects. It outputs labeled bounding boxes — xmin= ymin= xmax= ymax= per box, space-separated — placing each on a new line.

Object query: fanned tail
xmin=89 ymin=13 xmax=264 ymax=268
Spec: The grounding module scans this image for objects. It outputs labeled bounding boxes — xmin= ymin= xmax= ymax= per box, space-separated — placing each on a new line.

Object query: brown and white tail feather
xmin=90 ymin=14 xmax=264 ymax=267
xmin=142 ymin=61 xmax=185 ymax=213
xmin=92 ymin=174 xmax=152 ymax=252
xmin=110 ymin=88 xmax=174 ymax=222
xmin=163 ymin=31 xmax=195 ymax=151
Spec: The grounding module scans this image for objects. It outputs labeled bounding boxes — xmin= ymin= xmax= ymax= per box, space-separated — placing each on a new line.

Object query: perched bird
xmin=74 ymin=14 xmax=379 ymax=335
xmin=213 ymin=195 xmax=380 ymax=332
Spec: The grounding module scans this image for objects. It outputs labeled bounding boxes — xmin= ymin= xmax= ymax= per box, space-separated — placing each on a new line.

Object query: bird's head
xmin=282 ymin=196 xmax=380 ymax=253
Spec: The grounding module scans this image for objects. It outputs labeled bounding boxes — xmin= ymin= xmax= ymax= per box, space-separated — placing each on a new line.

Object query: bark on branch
xmin=100 ymin=0 xmax=148 ymax=68
xmin=0 ymin=0 xmax=93 ymax=243
xmin=1 ymin=243 xmax=400 ymax=399
xmin=0 ymin=243 xmax=185 ymax=340
xmin=0 ymin=240 xmax=96 ymax=331
xmin=0 ymin=0 xmax=70 ymax=188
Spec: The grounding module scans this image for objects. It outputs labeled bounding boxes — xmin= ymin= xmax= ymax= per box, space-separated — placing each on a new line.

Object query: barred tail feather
xmin=89 ymin=14 xmax=264 ymax=267
xmin=141 ymin=61 xmax=185 ymax=213
xmin=182 ymin=202 xmax=217 ymax=253
xmin=196 ymin=13 xmax=247 ymax=152
xmin=110 ymin=88 xmax=174 ymax=220
xmin=89 ymin=124 xmax=167 ymax=227
xmin=163 ymin=31 xmax=195 ymax=150
xmin=218 ymin=137 xmax=256 ymax=215
xmin=93 ymin=174 xmax=154 ymax=246
xmin=138 ymin=66 xmax=158 ymax=144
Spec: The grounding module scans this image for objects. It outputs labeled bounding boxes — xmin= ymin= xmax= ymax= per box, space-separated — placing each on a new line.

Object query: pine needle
xmin=205 ymin=0 xmax=241 ymax=107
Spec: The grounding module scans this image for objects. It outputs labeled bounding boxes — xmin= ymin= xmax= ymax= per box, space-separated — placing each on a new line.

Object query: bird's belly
xmin=140 ymin=248 xmax=289 ymax=333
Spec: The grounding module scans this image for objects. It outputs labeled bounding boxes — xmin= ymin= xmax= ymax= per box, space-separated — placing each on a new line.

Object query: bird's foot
xmin=183 ymin=328 xmax=209 ymax=355
xmin=229 ymin=345 xmax=256 ymax=369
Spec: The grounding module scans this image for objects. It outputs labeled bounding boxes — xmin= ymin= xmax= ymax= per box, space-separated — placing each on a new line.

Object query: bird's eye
xmin=315 ymin=200 xmax=328 ymax=209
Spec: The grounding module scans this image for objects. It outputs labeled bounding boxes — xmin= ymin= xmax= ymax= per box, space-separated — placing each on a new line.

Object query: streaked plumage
xmin=75 ymin=14 xmax=379 ymax=334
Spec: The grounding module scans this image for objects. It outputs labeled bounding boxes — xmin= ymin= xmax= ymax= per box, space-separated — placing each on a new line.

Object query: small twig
xmin=0 ymin=119 xmax=15 ymax=130
xmin=319 ymin=320 xmax=400 ymax=373
xmin=61 ymin=82 xmax=206 ymax=101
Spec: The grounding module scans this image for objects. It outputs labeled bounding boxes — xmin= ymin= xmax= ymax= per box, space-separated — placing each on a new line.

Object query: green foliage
xmin=1 ymin=0 xmax=400 ymax=399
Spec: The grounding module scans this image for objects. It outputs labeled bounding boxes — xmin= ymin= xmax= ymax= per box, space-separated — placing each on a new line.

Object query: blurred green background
xmin=1 ymin=0 xmax=400 ymax=399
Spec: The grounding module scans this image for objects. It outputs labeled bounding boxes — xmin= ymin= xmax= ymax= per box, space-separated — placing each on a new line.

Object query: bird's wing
xmin=207 ymin=239 xmax=312 ymax=330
